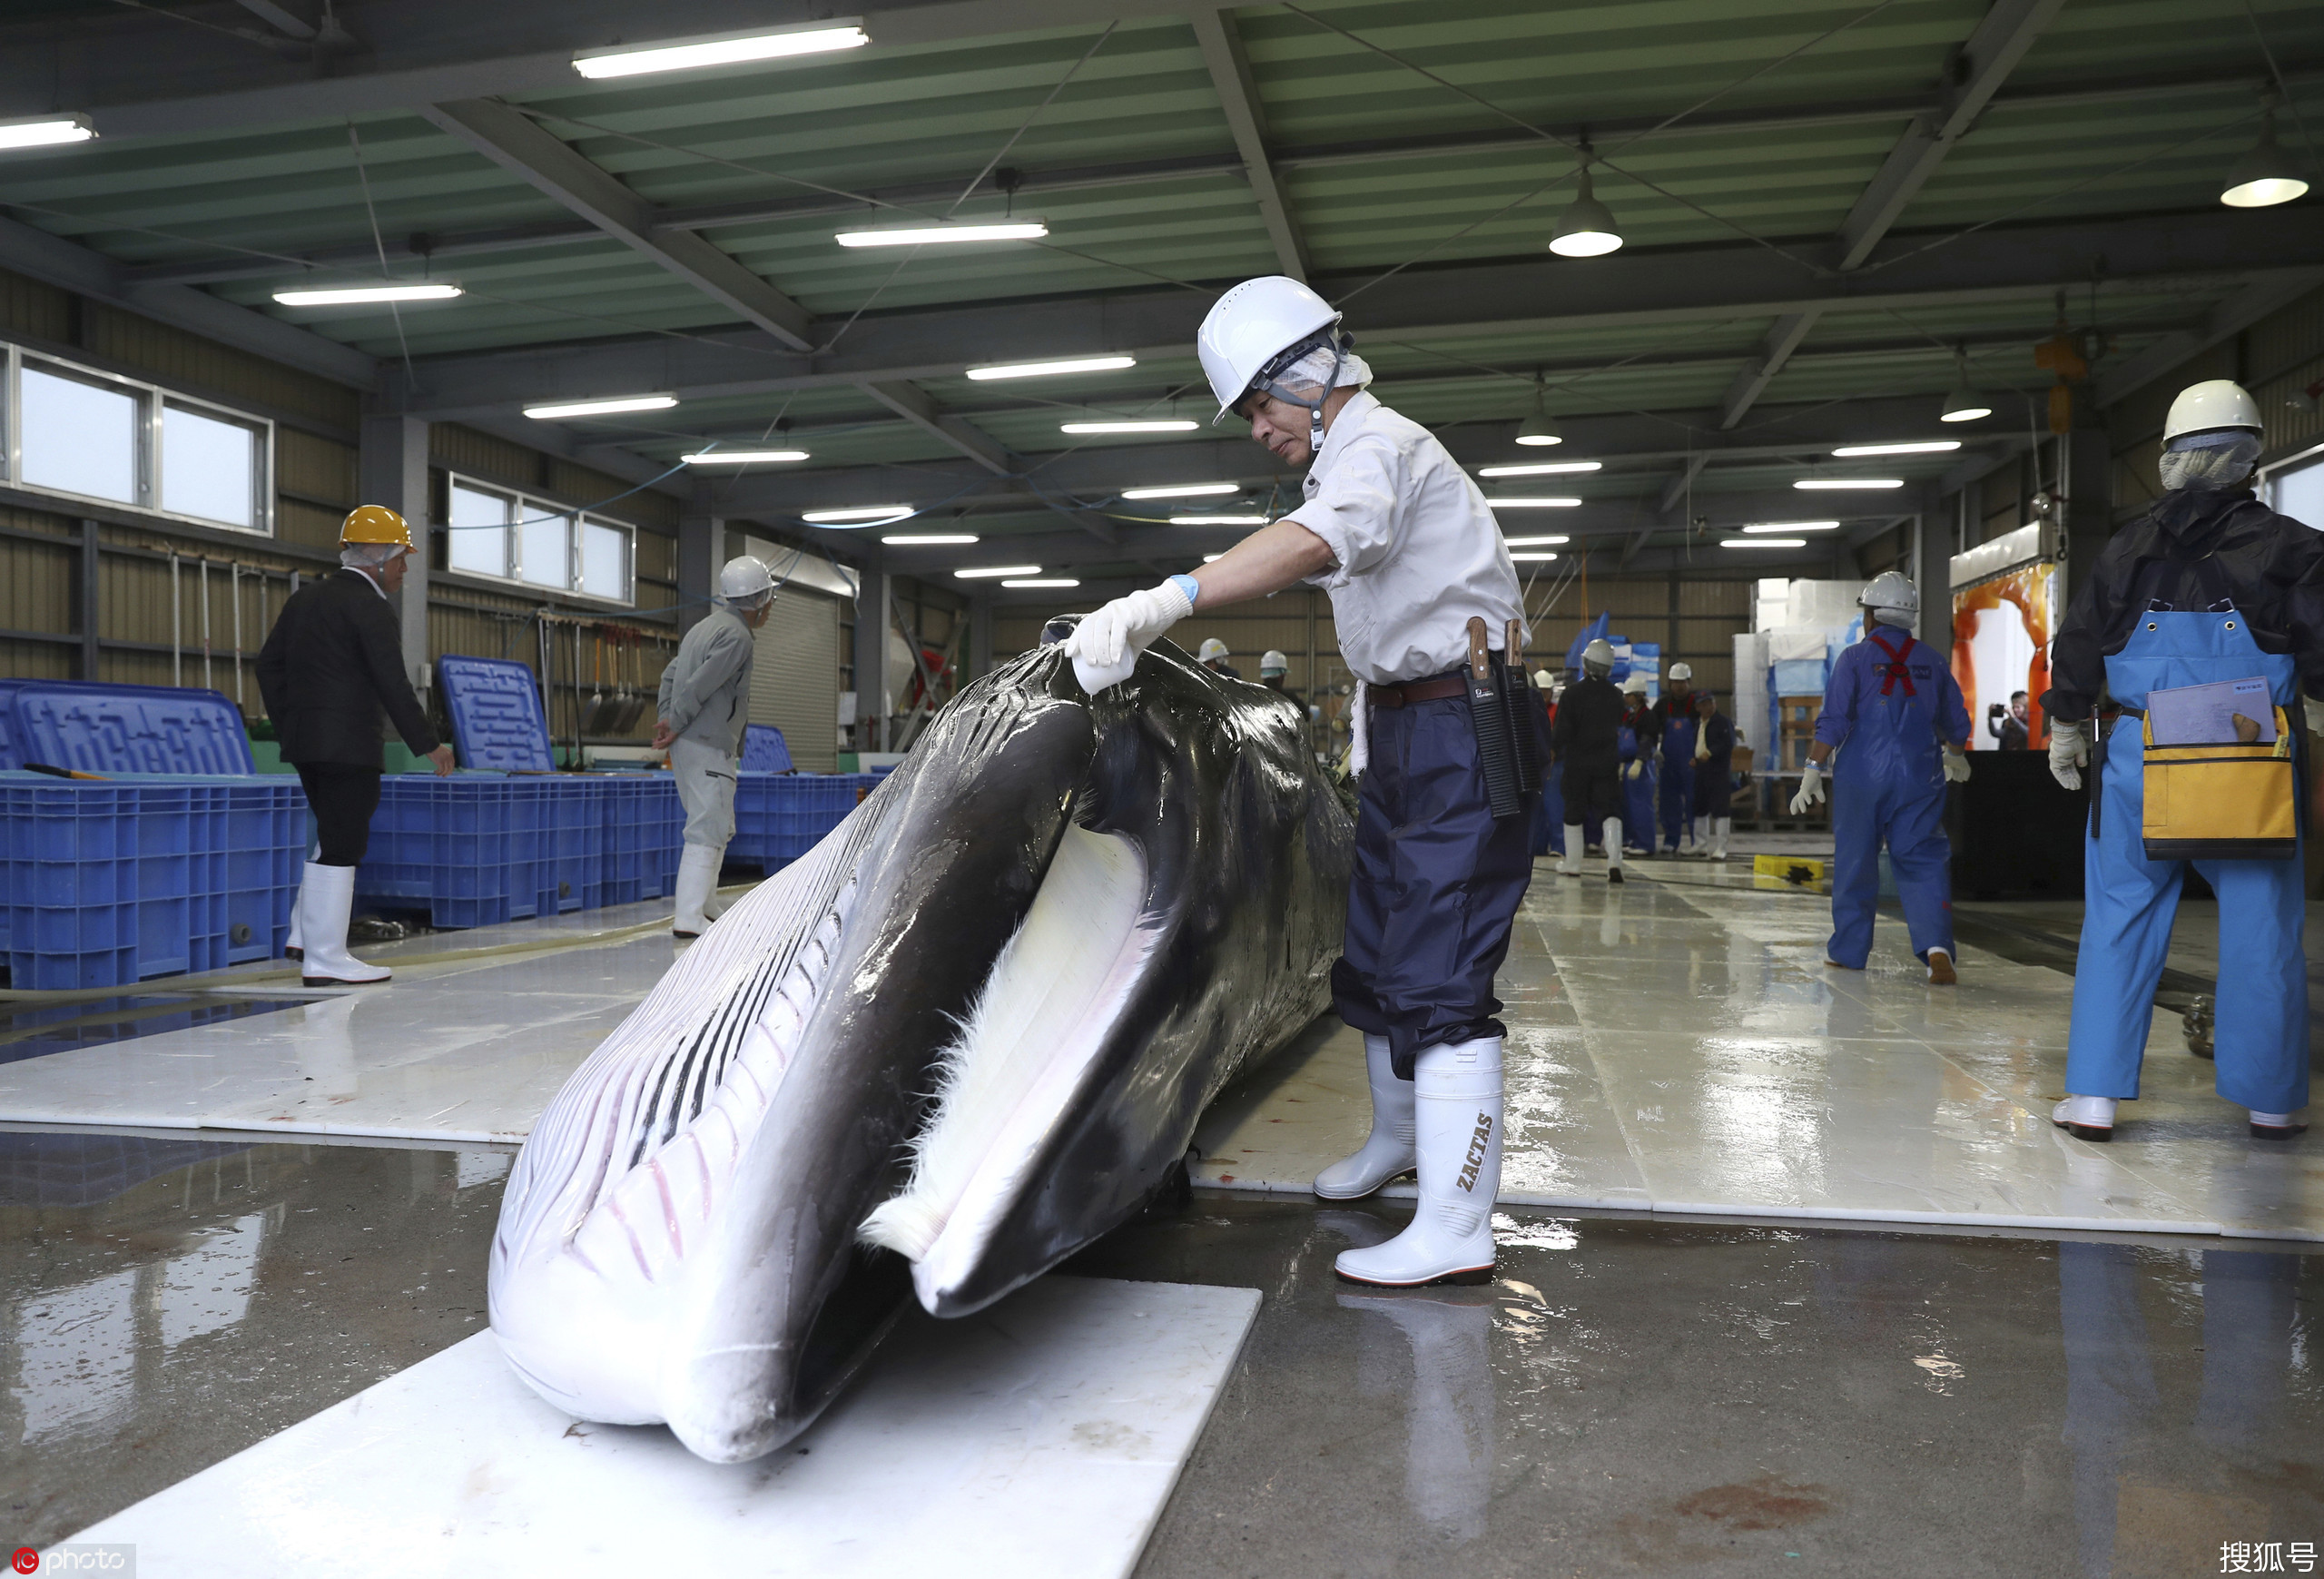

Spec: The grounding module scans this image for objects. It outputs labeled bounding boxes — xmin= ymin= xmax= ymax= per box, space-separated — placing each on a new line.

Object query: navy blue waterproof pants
xmin=1332 ymin=688 xmax=1537 ymax=1081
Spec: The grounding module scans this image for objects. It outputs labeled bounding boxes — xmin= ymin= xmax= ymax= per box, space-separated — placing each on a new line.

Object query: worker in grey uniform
xmin=653 ymin=555 xmax=775 ymax=937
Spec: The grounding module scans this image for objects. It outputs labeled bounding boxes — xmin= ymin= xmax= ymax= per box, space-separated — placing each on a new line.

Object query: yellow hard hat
xmin=340 ymin=505 xmax=412 ymax=548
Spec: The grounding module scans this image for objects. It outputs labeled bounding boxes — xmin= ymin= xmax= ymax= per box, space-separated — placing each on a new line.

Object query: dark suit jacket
xmin=255 ymin=568 xmax=439 ymax=769
xmin=1551 ymin=675 xmax=1625 ymax=770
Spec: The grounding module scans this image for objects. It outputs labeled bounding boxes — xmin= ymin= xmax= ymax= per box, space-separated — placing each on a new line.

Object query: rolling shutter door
xmin=748 ymin=587 xmax=839 ymax=773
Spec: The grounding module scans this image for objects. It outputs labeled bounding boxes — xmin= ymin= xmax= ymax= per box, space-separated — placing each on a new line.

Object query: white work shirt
xmin=1286 ymin=391 xmax=1525 ymax=684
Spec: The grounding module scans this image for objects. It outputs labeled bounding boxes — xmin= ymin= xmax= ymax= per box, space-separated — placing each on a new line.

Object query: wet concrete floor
xmin=5 ymin=1129 xmax=2317 ymax=1576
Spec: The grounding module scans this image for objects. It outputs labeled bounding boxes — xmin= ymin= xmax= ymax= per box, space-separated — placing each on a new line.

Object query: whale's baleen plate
xmin=490 ymin=629 xmax=1352 ymax=1461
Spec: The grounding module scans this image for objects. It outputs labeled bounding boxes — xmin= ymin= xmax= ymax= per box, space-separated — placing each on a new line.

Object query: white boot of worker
xmin=1335 ymin=1036 xmax=1502 ymax=1288
xmin=284 ymin=842 xmax=318 ymax=960
xmin=2051 ymin=1095 xmax=2117 ymax=1140
xmin=1709 ymin=817 xmax=1731 ymax=861
xmin=702 ymin=850 xmax=734 ymax=922
xmin=1314 ymin=1033 xmax=1417 ymax=1199
xmin=298 ymin=863 xmax=389 ymax=986
xmin=673 ymin=844 xmax=721 ymax=938
xmin=1688 ymin=814 xmax=1711 ymax=854
xmin=1559 ymin=827 xmax=1585 ymax=876
xmin=1601 ymin=818 xmax=1624 ymax=884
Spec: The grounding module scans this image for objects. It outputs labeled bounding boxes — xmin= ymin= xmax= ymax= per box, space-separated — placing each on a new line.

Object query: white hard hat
xmin=717 ymin=555 xmax=774 ymax=605
xmin=1859 ymin=569 xmax=1920 ymax=617
xmin=1259 ymin=649 xmax=1289 ymax=676
xmin=1621 ymin=674 xmax=1649 ymax=695
xmin=1581 ymin=638 xmax=1615 ymax=675
xmin=1197 ymin=275 xmax=1341 ymax=423
xmin=2163 ymin=379 xmax=2262 ymax=443
xmin=1196 ymin=637 xmax=1231 ymax=664
xmin=1531 ymin=668 xmax=1555 ymax=690
xmin=1668 ymin=662 xmax=1692 ymax=683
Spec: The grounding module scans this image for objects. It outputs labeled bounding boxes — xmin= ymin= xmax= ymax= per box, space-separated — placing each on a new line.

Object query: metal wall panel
xmin=82 ymin=301 xmax=359 ymax=429
xmin=0 ymin=266 xmax=71 ymax=343
xmin=748 ymin=587 xmax=840 ymax=774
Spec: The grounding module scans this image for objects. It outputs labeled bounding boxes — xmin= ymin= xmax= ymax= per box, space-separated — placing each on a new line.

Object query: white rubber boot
xmin=1314 ymin=1033 xmax=1417 ymax=1199
xmin=2250 ymin=1110 xmax=2309 ymax=1139
xmin=673 ymin=843 xmax=720 ymax=938
xmin=1601 ymin=818 xmax=1624 ymax=884
xmin=284 ymin=841 xmax=318 ymax=960
xmin=1709 ymin=817 xmax=1730 ymax=861
xmin=1686 ymin=814 xmax=1709 ymax=854
xmin=1335 ymin=1037 xmax=1502 ymax=1288
xmin=2051 ymin=1095 xmax=2117 ymax=1141
xmin=298 ymin=863 xmax=390 ymax=986
xmin=1559 ymin=827 xmax=1585 ymax=876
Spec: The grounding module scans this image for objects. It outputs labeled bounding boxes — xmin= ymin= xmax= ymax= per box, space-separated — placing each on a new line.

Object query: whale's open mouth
xmin=858 ymin=823 xmax=1157 ymax=1307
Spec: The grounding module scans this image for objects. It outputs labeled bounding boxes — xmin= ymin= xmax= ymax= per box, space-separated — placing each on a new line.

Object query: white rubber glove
xmin=1624 ymin=760 xmax=1642 ymax=781
xmin=1066 ymin=579 xmax=1195 ymax=693
xmin=1943 ymin=745 xmax=1971 ymax=783
xmin=2305 ymin=695 xmax=2324 ymax=736
xmin=1789 ymin=763 xmax=1825 ymax=814
xmin=2048 ymin=719 xmax=2088 ymax=791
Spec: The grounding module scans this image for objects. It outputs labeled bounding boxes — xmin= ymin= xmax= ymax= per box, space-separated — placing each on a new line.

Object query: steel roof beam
xmin=385 ymin=206 xmax=2323 ymax=419
xmin=1190 ymin=8 xmax=1309 ymax=281
xmin=1715 ymin=311 xmax=1822 ymax=430
xmin=858 ymin=380 xmax=1014 ymax=477
xmin=419 ymin=97 xmax=818 ymax=350
xmin=2094 ymin=268 xmax=2324 ymax=410
xmin=0 ymin=211 xmax=378 ymax=389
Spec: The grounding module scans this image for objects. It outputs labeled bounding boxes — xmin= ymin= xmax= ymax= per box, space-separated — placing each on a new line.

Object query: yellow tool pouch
xmin=2141 ymin=706 xmax=2297 ymax=860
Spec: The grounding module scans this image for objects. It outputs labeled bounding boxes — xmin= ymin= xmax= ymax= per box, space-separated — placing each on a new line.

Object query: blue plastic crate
xmin=2 ymin=780 xmax=141 ymax=989
xmin=733 ymin=774 xmax=860 ymax=870
xmin=596 ymin=776 xmax=655 ymax=905
xmin=640 ymin=775 xmax=682 ymax=897
xmin=436 ymin=656 xmax=555 ymax=773
xmin=502 ymin=778 xmax=547 ymax=922
xmin=356 ymin=776 xmax=515 ymax=930
xmin=131 ymin=781 xmax=195 ymax=980
xmin=219 ymin=778 xmax=302 ymax=961
xmin=6 ymin=682 xmax=254 ymax=775
xmin=541 ymin=777 xmax=603 ymax=913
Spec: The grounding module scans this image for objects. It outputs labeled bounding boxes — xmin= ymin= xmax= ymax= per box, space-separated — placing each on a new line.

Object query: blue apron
xmin=1658 ymin=707 xmax=1697 ymax=846
xmin=2064 ymin=605 xmax=2308 ymax=1114
xmin=1620 ymin=717 xmax=1657 ymax=852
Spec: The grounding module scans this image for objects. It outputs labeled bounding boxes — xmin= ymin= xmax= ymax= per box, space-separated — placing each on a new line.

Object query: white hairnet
xmin=2160 ymin=429 xmax=2262 ymax=493
xmin=1267 ymin=344 xmax=1374 ymax=404
xmin=340 ymin=542 xmax=405 ymax=571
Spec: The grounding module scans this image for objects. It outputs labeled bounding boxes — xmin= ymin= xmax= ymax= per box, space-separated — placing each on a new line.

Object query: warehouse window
xmin=3 ymin=343 xmax=272 ymax=532
xmin=2266 ymin=445 xmax=2324 ymax=530
xmin=441 ymin=471 xmax=634 ymax=605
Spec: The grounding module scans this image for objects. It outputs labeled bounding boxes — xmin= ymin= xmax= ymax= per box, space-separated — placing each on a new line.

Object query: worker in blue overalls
xmin=1531 ymin=670 xmax=1564 ymax=858
xmin=1652 ymin=661 xmax=1699 ymax=852
xmin=2045 ymin=380 xmax=2323 ymax=1143
xmin=1790 ymin=572 xmax=1972 ymax=983
xmin=1619 ymin=674 xmax=1658 ymax=854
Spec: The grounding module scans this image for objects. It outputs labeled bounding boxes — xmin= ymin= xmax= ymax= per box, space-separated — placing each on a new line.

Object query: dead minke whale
xmin=488 ymin=627 xmax=1354 ymax=1462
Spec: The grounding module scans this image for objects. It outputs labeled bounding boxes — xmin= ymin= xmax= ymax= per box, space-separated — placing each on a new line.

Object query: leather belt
xmin=1369 ymin=672 xmax=1469 ymax=709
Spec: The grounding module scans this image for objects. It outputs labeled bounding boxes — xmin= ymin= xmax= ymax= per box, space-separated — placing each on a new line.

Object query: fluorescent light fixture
xmin=273 ymin=282 xmax=463 ymax=306
xmin=1831 ymin=440 xmax=1959 ymax=457
xmin=1060 ymin=419 xmax=1197 ymax=434
xmin=1503 ymin=535 xmax=1570 ymax=547
xmin=955 ymin=565 xmax=1040 ymax=579
xmin=1485 ymin=497 xmax=1582 ymax=508
xmin=1742 ymin=520 xmax=1839 ymax=534
xmin=524 ymin=393 xmax=677 ymax=419
xmin=0 ymin=114 xmax=95 ymax=152
xmin=1203 ymin=555 xmax=1225 ymax=563
xmin=574 ymin=22 xmax=869 ymax=79
xmin=1721 ymin=538 xmax=1807 ymax=548
xmin=1002 ymin=578 xmax=1079 ymax=588
xmin=1171 ymin=515 xmax=1270 ymax=526
xmin=803 ymin=506 xmax=911 ymax=525
xmin=1479 ymin=460 xmax=1601 ymax=477
xmin=839 ymin=222 xmax=1048 ymax=249
xmin=682 ymin=449 xmax=808 ymax=465
xmin=1511 ymin=551 xmax=1560 ymax=562
xmin=964 ymin=354 xmax=1134 ymax=380
xmin=1122 ymin=482 xmax=1237 ymax=499
xmin=1794 ymin=478 xmax=1903 ymax=489
xmin=881 ymin=533 xmax=979 ymax=545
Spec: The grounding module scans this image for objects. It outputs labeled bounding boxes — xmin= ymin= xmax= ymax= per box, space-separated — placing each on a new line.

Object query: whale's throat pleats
xmin=858 ymin=824 xmax=1152 ymax=1271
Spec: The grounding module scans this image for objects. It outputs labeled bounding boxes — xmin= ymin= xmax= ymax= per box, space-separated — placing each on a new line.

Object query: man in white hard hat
xmin=1065 ymin=274 xmax=1531 ymax=1288
xmin=1554 ymin=638 xmax=1627 ymax=883
xmin=2045 ymin=379 xmax=2324 ymax=1143
xmin=1618 ymin=672 xmax=1659 ymax=854
xmin=1790 ymin=570 xmax=1971 ymax=982
xmin=1258 ymin=648 xmax=1295 ymax=695
xmin=1649 ymin=660 xmax=1699 ymax=852
xmin=653 ymin=556 xmax=776 ymax=938
xmin=1195 ymin=637 xmax=1242 ymax=679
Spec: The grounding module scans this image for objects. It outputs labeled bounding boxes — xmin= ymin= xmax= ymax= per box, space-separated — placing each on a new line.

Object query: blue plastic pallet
xmin=740 ymin=724 xmax=793 ymax=774
xmin=435 ymin=656 xmax=555 ymax=773
xmin=6 ymin=682 xmax=253 ymax=775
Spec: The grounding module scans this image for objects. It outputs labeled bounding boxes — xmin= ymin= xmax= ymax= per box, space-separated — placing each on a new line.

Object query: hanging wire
xmin=2241 ymin=0 xmax=2319 ymax=160
xmin=344 ymin=120 xmax=420 ymax=392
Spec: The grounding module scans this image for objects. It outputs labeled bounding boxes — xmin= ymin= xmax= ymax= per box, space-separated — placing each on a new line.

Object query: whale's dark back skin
xmin=491 ymin=628 xmax=1350 ymax=1461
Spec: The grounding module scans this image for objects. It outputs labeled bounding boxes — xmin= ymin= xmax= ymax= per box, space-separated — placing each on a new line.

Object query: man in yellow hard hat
xmin=256 ymin=505 xmax=454 ymax=986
